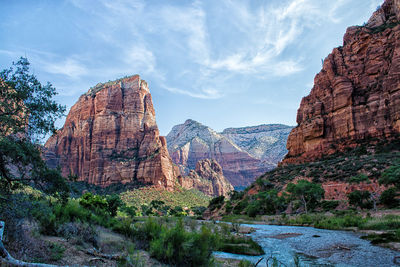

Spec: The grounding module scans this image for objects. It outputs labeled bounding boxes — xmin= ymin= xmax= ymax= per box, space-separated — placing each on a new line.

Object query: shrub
xmin=191 ymin=206 xmax=207 ymax=216
xmin=379 ymin=164 xmax=400 ymax=188
xmin=137 ymin=218 xmax=216 ymax=266
xmin=348 ymin=190 xmax=372 ymax=209
xmin=233 ymin=199 xmax=248 ymax=215
xmin=106 ymin=194 xmax=123 ymax=216
xmin=349 ymin=174 xmax=369 ymax=184
xmin=208 ymin=196 xmax=225 ymax=210
xmin=380 ymin=187 xmax=399 ymax=208
xmin=321 ymin=200 xmax=340 ymax=211
xmin=79 ymin=192 xmax=108 ymax=212
xmin=246 ymin=203 xmax=260 ymax=218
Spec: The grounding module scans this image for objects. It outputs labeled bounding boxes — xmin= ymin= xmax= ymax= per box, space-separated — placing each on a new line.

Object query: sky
xmin=0 ymin=0 xmax=383 ymax=137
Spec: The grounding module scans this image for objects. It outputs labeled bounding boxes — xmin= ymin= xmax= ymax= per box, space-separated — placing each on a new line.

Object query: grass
xmin=120 ymin=186 xmax=210 ymax=212
xmin=49 ymin=243 xmax=65 ymax=261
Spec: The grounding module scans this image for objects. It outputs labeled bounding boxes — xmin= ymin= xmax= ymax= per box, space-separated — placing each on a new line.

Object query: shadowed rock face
xmin=179 ymin=159 xmax=234 ymax=197
xmin=166 ymin=119 xmax=274 ymax=187
xmin=44 ymin=75 xmax=177 ymax=189
xmin=284 ymin=0 xmax=400 ymax=164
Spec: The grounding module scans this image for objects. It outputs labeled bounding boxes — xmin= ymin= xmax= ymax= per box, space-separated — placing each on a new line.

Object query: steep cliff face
xmin=179 ymin=159 xmax=233 ymax=197
xmin=222 ymin=124 xmax=293 ymax=165
xmin=45 ymin=75 xmax=177 ymax=189
xmin=284 ymin=0 xmax=400 ymax=164
xmin=166 ymin=120 xmax=274 ymax=187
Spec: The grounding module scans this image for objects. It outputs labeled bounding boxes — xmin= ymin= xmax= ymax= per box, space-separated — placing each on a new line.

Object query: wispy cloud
xmin=1 ymin=0 xmax=368 ymax=101
xmin=124 ymin=45 xmax=156 ymax=74
xmin=162 ymin=85 xmax=223 ymax=99
xmin=41 ymin=58 xmax=88 ymax=78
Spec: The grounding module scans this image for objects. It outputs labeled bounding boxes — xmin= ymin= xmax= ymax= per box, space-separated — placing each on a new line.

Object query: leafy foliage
xmin=379 ymin=163 xmax=400 ymax=188
xmin=380 ymin=187 xmax=399 ymax=208
xmin=348 ymin=190 xmax=372 ymax=209
xmin=0 ymin=57 xmax=66 ymax=196
xmin=208 ymin=195 xmax=225 ymax=211
xmin=286 ymin=180 xmax=324 ymax=213
xmin=0 ymin=57 xmax=65 ymax=141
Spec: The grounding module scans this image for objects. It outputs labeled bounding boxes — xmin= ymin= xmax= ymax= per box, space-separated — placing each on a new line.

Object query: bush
xmin=380 ymin=187 xmax=399 ymax=208
xmin=79 ymin=192 xmax=108 ymax=212
xmin=233 ymin=199 xmax=249 ymax=215
xmin=246 ymin=202 xmax=260 ymax=218
xmin=321 ymin=200 xmax=340 ymax=211
xmin=208 ymin=196 xmax=225 ymax=210
xmin=348 ymin=190 xmax=372 ymax=209
xmin=379 ymin=164 xmax=400 ymax=188
xmin=136 ymin=218 xmax=216 ymax=266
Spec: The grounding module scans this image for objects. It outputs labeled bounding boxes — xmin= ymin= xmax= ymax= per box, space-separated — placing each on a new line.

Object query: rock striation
xmin=179 ymin=159 xmax=233 ymax=197
xmin=166 ymin=119 xmax=274 ymax=187
xmin=284 ymin=0 xmax=400 ymax=164
xmin=45 ymin=75 xmax=177 ymax=189
xmin=222 ymin=124 xmax=293 ymax=165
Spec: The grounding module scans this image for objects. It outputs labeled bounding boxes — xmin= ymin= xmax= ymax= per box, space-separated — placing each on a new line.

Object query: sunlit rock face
xmin=45 ymin=75 xmax=177 ymax=189
xmin=284 ymin=0 xmax=400 ymax=164
xmin=166 ymin=119 xmax=275 ymax=187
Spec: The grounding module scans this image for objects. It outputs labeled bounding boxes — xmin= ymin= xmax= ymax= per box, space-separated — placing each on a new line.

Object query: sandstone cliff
xmin=45 ymin=75 xmax=177 ymax=189
xmin=222 ymin=124 xmax=293 ymax=165
xmin=166 ymin=119 xmax=274 ymax=187
xmin=179 ymin=159 xmax=233 ymax=197
xmin=284 ymin=0 xmax=400 ymax=164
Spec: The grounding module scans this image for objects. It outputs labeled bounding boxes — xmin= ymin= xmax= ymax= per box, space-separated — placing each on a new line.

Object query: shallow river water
xmin=213 ymin=224 xmax=400 ymax=266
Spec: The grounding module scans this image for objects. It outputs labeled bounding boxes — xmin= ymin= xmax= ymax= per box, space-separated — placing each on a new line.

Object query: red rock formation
xmin=178 ymin=159 xmax=234 ymax=197
xmin=284 ymin=0 xmax=400 ymax=164
xmin=45 ymin=75 xmax=177 ymax=189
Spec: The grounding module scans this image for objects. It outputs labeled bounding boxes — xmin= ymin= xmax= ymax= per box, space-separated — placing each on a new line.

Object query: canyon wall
xmin=284 ymin=0 xmax=400 ymax=164
xmin=45 ymin=75 xmax=177 ymax=189
xmin=166 ymin=119 xmax=274 ymax=187
xmin=179 ymin=159 xmax=233 ymax=197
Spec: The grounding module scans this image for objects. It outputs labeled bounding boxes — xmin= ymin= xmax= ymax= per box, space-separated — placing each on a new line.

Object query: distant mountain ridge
xmin=166 ymin=119 xmax=292 ymax=187
xmin=222 ymin=124 xmax=293 ymax=165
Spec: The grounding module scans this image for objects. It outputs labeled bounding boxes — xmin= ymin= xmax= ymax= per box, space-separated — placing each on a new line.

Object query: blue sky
xmin=0 ymin=0 xmax=383 ymax=136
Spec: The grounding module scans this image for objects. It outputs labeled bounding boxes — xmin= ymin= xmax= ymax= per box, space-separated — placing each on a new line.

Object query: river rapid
xmin=214 ymin=224 xmax=400 ymax=266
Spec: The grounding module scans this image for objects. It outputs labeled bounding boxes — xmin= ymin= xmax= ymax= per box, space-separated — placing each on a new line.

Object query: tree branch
xmin=0 ymin=221 xmax=58 ymax=267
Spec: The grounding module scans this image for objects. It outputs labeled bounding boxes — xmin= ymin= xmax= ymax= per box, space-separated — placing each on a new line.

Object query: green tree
xmin=348 ymin=190 xmax=372 ymax=209
xmin=106 ymin=194 xmax=123 ymax=217
xmin=0 ymin=57 xmax=66 ymax=195
xmin=380 ymin=187 xmax=399 ymax=208
xmin=286 ymin=180 xmax=324 ymax=214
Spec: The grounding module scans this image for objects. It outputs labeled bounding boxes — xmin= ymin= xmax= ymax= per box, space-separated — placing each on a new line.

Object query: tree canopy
xmin=286 ymin=179 xmax=324 ymax=213
xmin=0 ymin=57 xmax=67 ymax=195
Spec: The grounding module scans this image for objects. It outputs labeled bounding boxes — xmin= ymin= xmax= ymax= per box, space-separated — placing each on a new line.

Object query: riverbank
xmin=213 ymin=223 xmax=400 ymax=266
xmin=219 ymin=209 xmax=400 ymax=251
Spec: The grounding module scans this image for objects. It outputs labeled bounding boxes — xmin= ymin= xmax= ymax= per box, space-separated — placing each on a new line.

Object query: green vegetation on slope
xmin=209 ymin=140 xmax=400 ymax=220
xmin=1 ymin=185 xmax=261 ymax=266
xmin=120 ymin=186 xmax=210 ymax=214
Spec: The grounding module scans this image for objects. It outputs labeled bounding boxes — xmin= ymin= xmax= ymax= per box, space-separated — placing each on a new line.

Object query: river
xmin=213 ymin=224 xmax=400 ymax=266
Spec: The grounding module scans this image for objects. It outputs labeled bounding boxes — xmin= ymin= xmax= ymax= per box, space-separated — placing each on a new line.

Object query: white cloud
xmin=124 ymin=45 xmax=156 ymax=74
xmin=158 ymin=2 xmax=209 ymax=65
xmin=47 ymin=0 xmax=360 ymax=99
xmin=42 ymin=58 xmax=88 ymax=78
xmin=162 ymin=84 xmax=223 ymax=99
